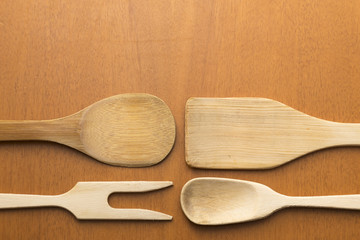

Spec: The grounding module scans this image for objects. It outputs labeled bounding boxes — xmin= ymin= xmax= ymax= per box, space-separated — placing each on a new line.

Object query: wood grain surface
xmin=0 ymin=0 xmax=360 ymax=239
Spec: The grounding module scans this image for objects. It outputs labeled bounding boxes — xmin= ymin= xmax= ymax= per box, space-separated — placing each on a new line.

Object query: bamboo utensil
xmin=0 ymin=181 xmax=173 ymax=220
xmin=186 ymin=97 xmax=359 ymax=169
xmin=0 ymin=93 xmax=176 ymax=167
xmin=181 ymin=177 xmax=360 ymax=225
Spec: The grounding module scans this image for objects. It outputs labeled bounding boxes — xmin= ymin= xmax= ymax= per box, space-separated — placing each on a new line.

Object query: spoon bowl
xmin=180 ymin=178 xmax=283 ymax=225
xmin=0 ymin=93 xmax=176 ymax=167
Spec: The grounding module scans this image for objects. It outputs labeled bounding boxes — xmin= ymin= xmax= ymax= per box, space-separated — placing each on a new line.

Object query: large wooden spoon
xmin=181 ymin=177 xmax=360 ymax=225
xmin=0 ymin=93 xmax=175 ymax=167
xmin=186 ymin=97 xmax=360 ymax=169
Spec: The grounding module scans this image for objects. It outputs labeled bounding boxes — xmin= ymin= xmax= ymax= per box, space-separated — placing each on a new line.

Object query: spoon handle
xmin=0 ymin=118 xmax=79 ymax=143
xmin=0 ymin=120 xmax=56 ymax=141
xmin=0 ymin=193 xmax=60 ymax=209
xmin=286 ymin=194 xmax=360 ymax=210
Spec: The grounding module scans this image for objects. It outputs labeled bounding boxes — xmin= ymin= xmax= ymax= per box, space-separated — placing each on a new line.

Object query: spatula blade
xmin=185 ymin=97 xmax=339 ymax=169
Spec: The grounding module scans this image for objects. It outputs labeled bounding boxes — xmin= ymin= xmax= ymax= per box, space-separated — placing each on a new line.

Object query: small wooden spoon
xmin=186 ymin=97 xmax=360 ymax=169
xmin=181 ymin=177 xmax=360 ymax=225
xmin=0 ymin=93 xmax=175 ymax=167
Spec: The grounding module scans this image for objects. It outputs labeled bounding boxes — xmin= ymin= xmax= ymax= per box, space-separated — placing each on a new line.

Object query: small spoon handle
xmin=286 ymin=194 xmax=360 ymax=210
xmin=0 ymin=193 xmax=60 ymax=209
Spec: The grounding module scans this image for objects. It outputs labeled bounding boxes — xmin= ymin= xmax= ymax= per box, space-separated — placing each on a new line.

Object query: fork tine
xmin=76 ymin=209 xmax=172 ymax=220
xmin=72 ymin=181 xmax=173 ymax=193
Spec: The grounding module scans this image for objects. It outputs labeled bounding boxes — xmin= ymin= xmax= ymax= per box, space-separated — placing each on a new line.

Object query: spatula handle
xmin=0 ymin=193 xmax=60 ymax=209
xmin=286 ymin=194 xmax=360 ymax=210
xmin=328 ymin=122 xmax=360 ymax=146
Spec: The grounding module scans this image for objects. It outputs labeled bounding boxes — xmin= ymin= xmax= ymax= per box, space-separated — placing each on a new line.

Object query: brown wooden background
xmin=1 ymin=0 xmax=360 ymax=239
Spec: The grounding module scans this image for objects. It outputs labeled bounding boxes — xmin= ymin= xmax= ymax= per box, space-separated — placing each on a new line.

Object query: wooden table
xmin=1 ymin=0 xmax=360 ymax=239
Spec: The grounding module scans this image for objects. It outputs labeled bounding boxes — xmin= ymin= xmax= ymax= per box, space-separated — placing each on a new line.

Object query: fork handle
xmin=286 ymin=194 xmax=360 ymax=210
xmin=0 ymin=193 xmax=60 ymax=209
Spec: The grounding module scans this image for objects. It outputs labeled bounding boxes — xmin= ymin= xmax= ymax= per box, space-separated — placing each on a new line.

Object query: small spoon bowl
xmin=180 ymin=178 xmax=285 ymax=225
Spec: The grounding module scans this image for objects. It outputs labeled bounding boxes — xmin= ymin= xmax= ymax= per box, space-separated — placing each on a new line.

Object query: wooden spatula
xmin=185 ymin=97 xmax=359 ymax=169
xmin=0 ymin=181 xmax=172 ymax=220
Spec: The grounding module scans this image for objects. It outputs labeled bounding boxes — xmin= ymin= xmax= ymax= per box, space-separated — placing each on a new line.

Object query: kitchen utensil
xmin=0 ymin=93 xmax=175 ymax=167
xmin=181 ymin=177 xmax=360 ymax=225
xmin=186 ymin=97 xmax=359 ymax=169
xmin=0 ymin=181 xmax=173 ymax=220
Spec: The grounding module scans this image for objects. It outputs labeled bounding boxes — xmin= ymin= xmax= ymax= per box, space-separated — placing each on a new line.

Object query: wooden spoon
xmin=181 ymin=177 xmax=360 ymax=225
xmin=0 ymin=93 xmax=175 ymax=167
xmin=186 ymin=97 xmax=360 ymax=169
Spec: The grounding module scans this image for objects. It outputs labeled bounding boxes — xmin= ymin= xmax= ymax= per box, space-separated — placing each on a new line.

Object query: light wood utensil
xmin=0 ymin=93 xmax=175 ymax=167
xmin=0 ymin=181 xmax=173 ymax=220
xmin=181 ymin=177 xmax=360 ymax=225
xmin=186 ymin=97 xmax=359 ymax=169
